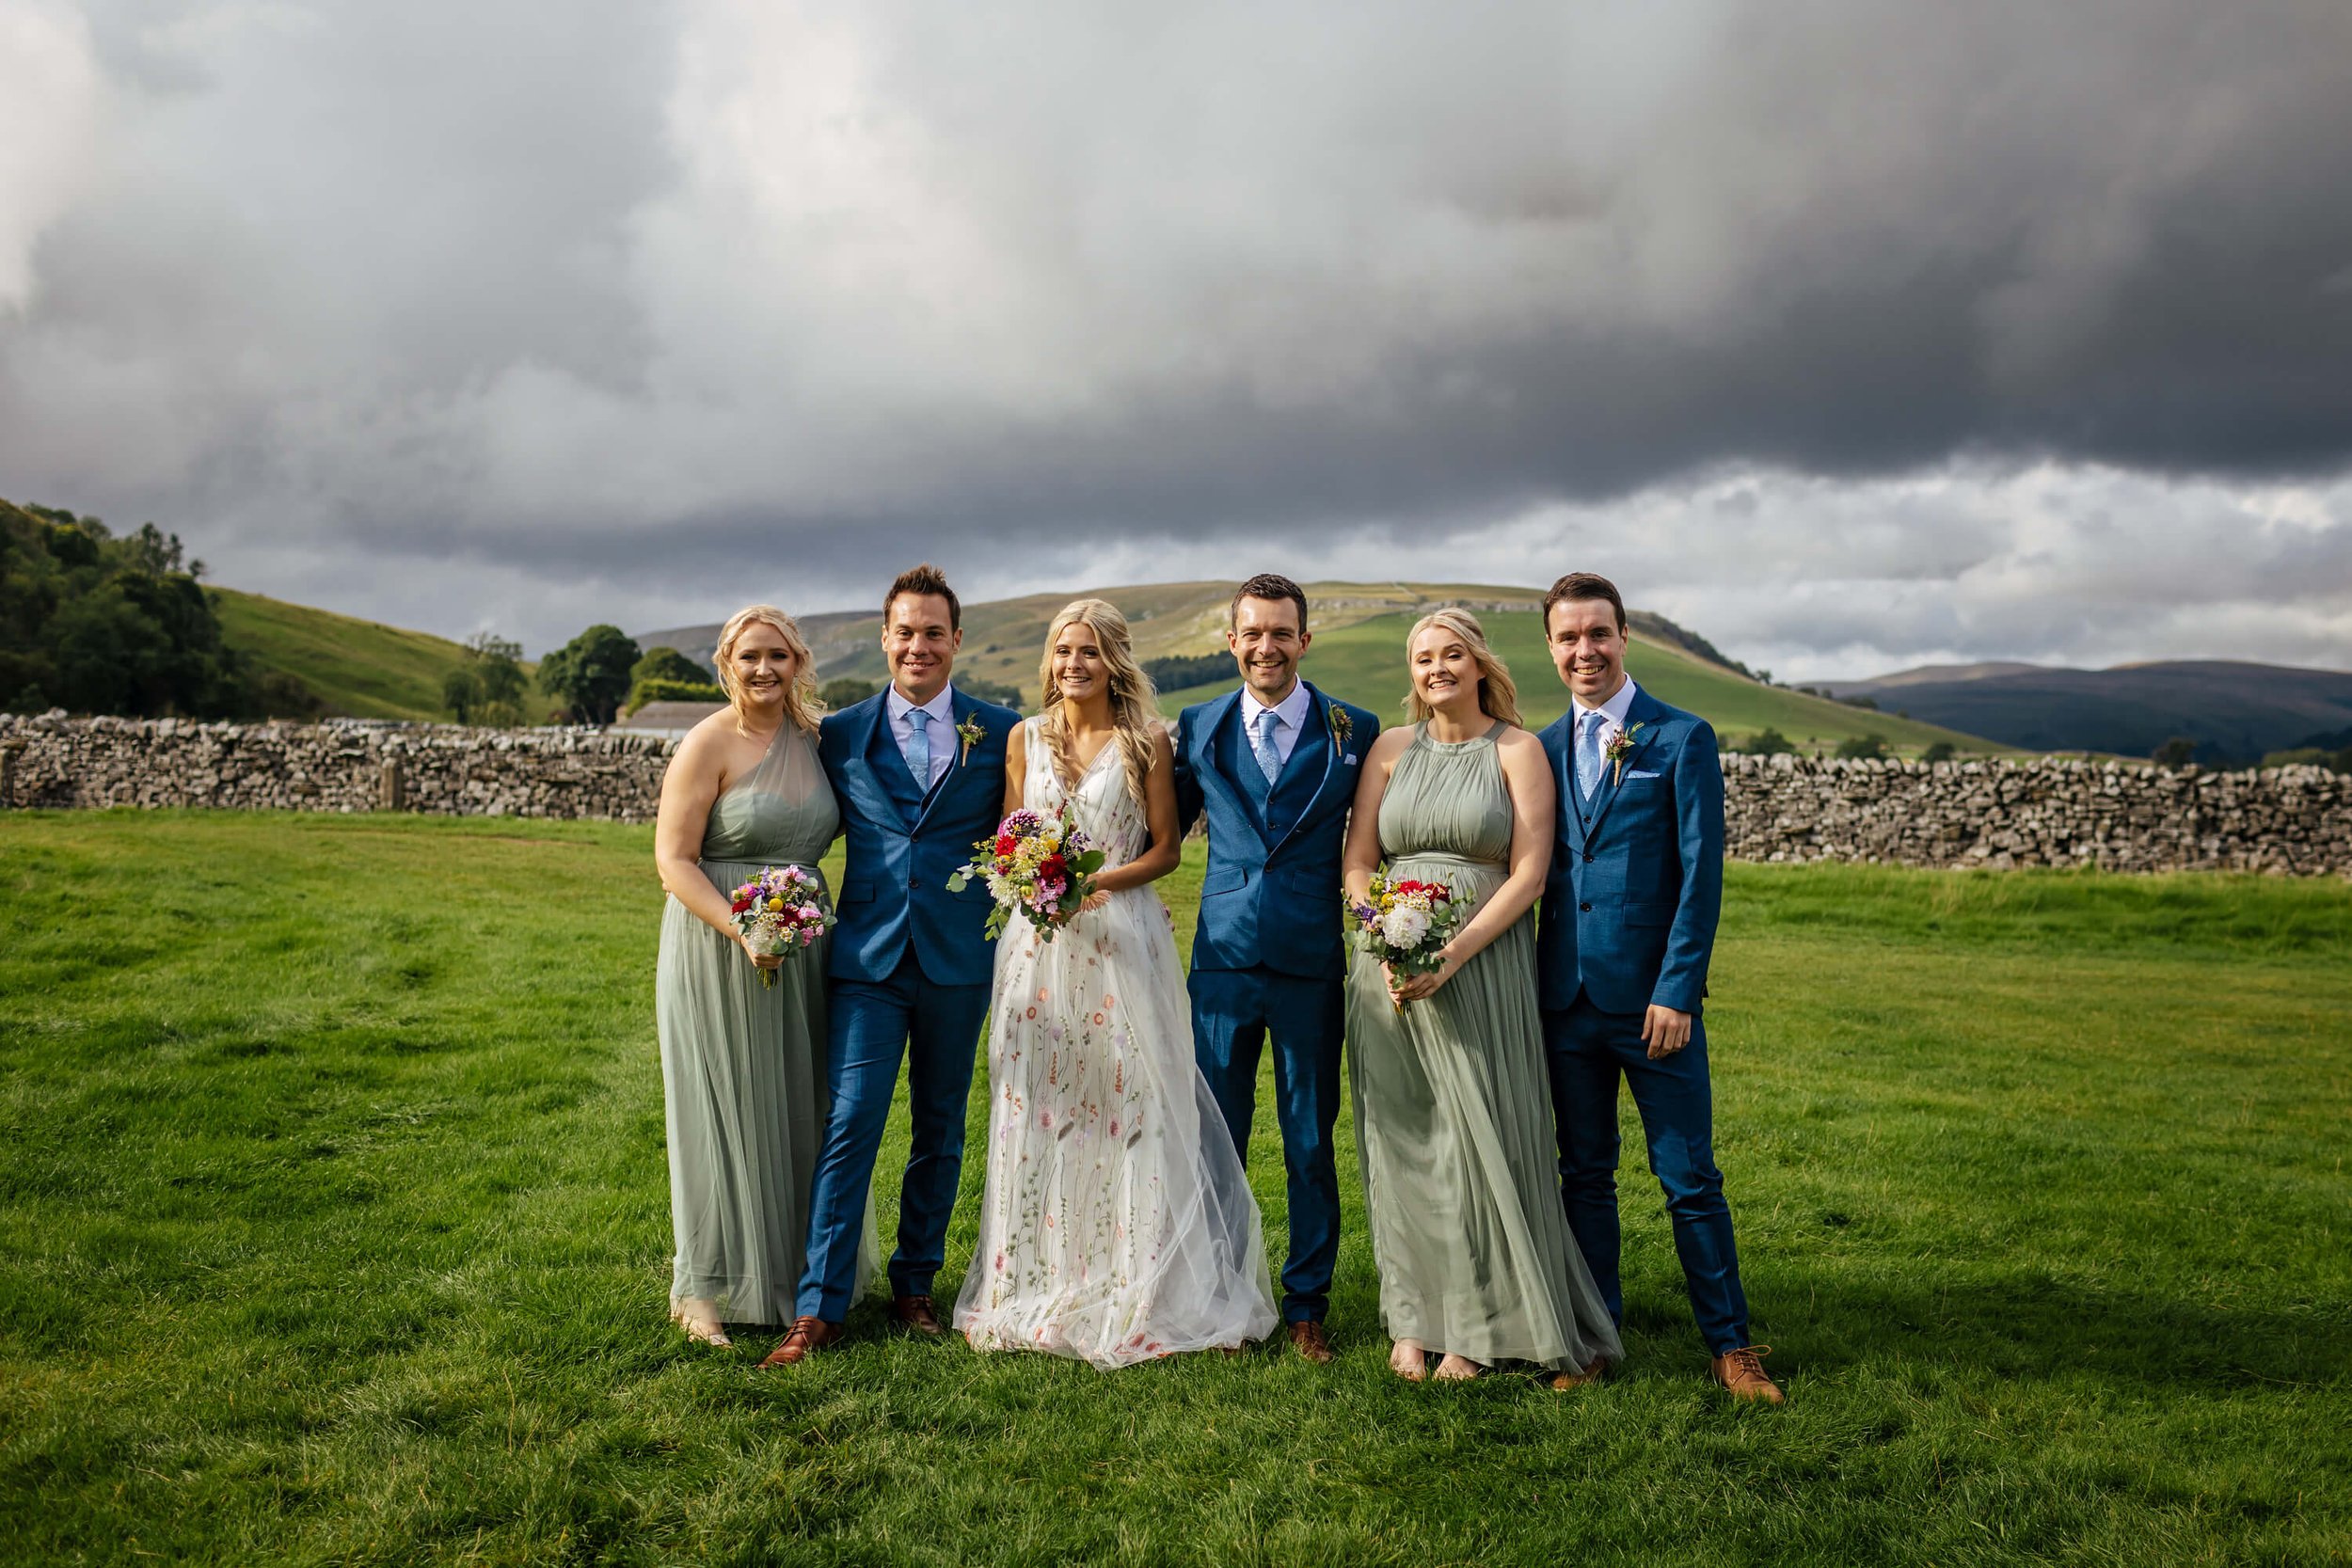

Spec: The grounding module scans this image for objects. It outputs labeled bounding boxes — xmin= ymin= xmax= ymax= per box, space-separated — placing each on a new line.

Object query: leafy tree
xmin=958 ymin=675 xmax=1025 ymax=708
xmin=1922 ymin=741 xmax=1956 ymax=764
xmin=1737 ymin=727 xmax=1795 ymax=755
xmin=1142 ymin=652 xmax=1235 ymax=691
xmin=632 ymin=645 xmax=711 ymax=688
xmin=538 ymin=625 xmax=640 ymax=724
xmin=2152 ymin=736 xmax=2198 ymax=768
xmin=442 ymin=666 xmax=481 ymax=722
xmin=819 ymin=676 xmax=879 ymax=708
xmin=1836 ymin=733 xmax=1889 ymax=760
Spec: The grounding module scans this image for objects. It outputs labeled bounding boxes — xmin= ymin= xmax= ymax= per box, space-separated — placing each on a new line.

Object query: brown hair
xmin=714 ymin=604 xmax=824 ymax=736
xmin=1229 ymin=573 xmax=1309 ymax=633
xmin=1035 ymin=598 xmax=1160 ymax=810
xmin=884 ymin=562 xmax=961 ymax=632
xmin=1542 ymin=571 xmax=1627 ymax=634
xmin=1403 ymin=608 xmax=1522 ymax=727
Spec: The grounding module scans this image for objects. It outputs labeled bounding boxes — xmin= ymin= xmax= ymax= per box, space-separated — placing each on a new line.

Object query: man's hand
xmin=1641 ymin=1004 xmax=1692 ymax=1060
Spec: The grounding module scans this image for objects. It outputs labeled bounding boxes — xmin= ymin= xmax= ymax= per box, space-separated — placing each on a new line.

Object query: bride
xmin=955 ymin=598 xmax=1279 ymax=1366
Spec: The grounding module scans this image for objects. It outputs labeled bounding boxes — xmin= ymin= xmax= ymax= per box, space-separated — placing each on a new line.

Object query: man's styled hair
xmin=1543 ymin=571 xmax=1627 ymax=634
xmin=884 ymin=562 xmax=961 ymax=632
xmin=1230 ymin=573 xmax=1310 ymax=633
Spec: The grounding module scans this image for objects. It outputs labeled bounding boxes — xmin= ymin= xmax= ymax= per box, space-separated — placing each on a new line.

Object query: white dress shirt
xmin=885 ymin=682 xmax=957 ymax=790
xmin=1239 ymin=679 xmax=1314 ymax=768
xmin=1568 ymin=677 xmax=1641 ymax=797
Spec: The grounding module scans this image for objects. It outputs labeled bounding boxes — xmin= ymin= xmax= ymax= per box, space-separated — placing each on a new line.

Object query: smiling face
xmin=1228 ymin=594 xmax=1311 ymax=704
xmin=1408 ymin=624 xmax=1484 ymax=717
xmin=728 ymin=622 xmax=797 ymax=719
xmin=882 ymin=592 xmax=961 ymax=705
xmin=1050 ymin=619 xmax=1108 ymax=706
xmin=1546 ymin=596 xmax=1628 ymax=705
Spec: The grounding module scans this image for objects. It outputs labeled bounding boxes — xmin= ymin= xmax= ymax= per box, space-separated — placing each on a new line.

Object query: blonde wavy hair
xmin=713 ymin=604 xmax=825 ymax=736
xmin=1036 ymin=597 xmax=1160 ymax=808
xmin=1403 ymin=607 xmax=1521 ymax=727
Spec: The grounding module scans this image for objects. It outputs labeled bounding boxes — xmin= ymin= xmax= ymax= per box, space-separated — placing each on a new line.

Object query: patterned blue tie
xmin=1251 ymin=707 xmax=1282 ymax=784
xmin=1576 ymin=709 xmax=1606 ymax=798
xmin=903 ymin=706 xmax=933 ymax=788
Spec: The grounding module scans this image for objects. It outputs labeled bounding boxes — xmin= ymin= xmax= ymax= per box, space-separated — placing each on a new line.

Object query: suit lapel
xmin=1552 ymin=718 xmax=1589 ymax=854
xmin=1581 ymin=690 xmax=1662 ymax=845
xmin=865 ymin=696 xmax=928 ymax=828
xmin=1267 ymin=682 xmax=1341 ymax=854
xmin=1196 ymin=690 xmax=1268 ymax=844
xmin=910 ymin=689 xmax=971 ymax=833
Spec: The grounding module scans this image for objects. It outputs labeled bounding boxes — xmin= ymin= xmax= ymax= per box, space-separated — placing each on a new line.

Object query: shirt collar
xmin=1240 ymin=679 xmax=1312 ymax=731
xmin=885 ymin=683 xmax=957 ymax=726
xmin=1571 ymin=676 xmax=1639 ymax=733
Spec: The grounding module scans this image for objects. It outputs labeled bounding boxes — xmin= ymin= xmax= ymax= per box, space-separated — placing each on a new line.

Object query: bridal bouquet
xmin=948 ymin=804 xmax=1106 ymax=943
xmin=1348 ymin=871 xmax=1474 ymax=1008
xmin=726 ymin=865 xmax=836 ymax=988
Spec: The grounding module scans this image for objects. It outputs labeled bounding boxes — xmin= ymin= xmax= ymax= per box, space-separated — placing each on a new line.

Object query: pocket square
xmin=1625 ymin=768 xmax=1662 ymax=780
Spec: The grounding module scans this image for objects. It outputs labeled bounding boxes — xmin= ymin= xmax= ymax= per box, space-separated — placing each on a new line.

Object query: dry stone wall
xmin=5 ymin=715 xmax=2350 ymax=875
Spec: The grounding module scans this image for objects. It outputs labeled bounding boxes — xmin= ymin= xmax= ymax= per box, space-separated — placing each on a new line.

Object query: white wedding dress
xmin=955 ymin=721 xmax=1278 ymax=1366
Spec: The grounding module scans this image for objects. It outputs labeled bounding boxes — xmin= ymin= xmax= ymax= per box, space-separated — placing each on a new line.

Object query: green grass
xmin=3 ymin=814 xmax=2347 ymax=1565
xmin=210 ymin=588 xmax=520 ymax=721
xmin=1157 ymin=610 xmax=1998 ymax=757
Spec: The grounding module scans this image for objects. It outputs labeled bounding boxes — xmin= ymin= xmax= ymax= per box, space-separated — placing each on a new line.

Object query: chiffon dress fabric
xmin=1346 ymin=721 xmax=1622 ymax=1371
xmin=654 ymin=721 xmax=876 ymax=1325
xmin=955 ymin=720 xmax=1279 ymax=1366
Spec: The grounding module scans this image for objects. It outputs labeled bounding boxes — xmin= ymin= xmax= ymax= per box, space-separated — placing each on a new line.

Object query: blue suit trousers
xmin=1543 ymin=997 xmax=1751 ymax=1354
xmin=1189 ymin=964 xmax=1343 ymax=1323
xmin=797 ymin=950 xmax=990 ymax=1322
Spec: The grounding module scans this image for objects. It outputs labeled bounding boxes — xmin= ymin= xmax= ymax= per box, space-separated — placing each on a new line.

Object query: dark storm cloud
xmin=2 ymin=0 xmax=2348 ymax=660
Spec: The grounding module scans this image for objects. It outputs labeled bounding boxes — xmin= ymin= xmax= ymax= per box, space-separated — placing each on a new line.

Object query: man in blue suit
xmin=763 ymin=564 xmax=1021 ymax=1367
xmin=1172 ymin=574 xmax=1379 ymax=1363
xmin=1534 ymin=571 xmax=1783 ymax=1403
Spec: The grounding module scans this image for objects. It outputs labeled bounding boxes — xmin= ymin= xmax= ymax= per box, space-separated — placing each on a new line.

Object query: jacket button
xmin=908 ymin=876 xmax=920 ymax=889
xmin=1581 ymin=851 xmax=1594 ymax=863
xmin=1579 ymin=901 xmax=1592 ymax=912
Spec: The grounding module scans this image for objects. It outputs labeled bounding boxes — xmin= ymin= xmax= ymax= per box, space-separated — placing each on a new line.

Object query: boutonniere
xmin=956 ymin=716 xmax=986 ymax=765
xmin=1327 ymin=703 xmax=1354 ymax=748
xmin=1604 ymin=721 xmax=1645 ymax=785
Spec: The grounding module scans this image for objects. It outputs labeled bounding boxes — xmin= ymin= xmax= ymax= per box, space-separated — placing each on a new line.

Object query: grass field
xmin=210 ymin=588 xmax=515 ymax=721
xmin=3 ymin=814 xmax=2347 ymax=1565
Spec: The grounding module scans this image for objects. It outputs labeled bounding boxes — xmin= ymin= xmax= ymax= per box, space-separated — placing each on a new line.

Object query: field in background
xmin=3 ymin=812 xmax=2345 ymax=1565
xmin=210 ymin=588 xmax=511 ymax=721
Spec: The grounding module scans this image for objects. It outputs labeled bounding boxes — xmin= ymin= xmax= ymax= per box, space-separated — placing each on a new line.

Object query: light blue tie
xmin=1576 ymin=709 xmax=1606 ymax=798
xmin=903 ymin=706 xmax=933 ymax=788
xmin=1250 ymin=708 xmax=1282 ymax=784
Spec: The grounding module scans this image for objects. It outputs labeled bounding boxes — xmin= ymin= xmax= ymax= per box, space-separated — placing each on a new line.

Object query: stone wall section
xmin=6 ymin=715 xmax=2350 ymax=875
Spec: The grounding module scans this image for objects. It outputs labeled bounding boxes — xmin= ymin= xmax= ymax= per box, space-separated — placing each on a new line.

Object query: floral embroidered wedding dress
xmin=954 ymin=720 xmax=1278 ymax=1366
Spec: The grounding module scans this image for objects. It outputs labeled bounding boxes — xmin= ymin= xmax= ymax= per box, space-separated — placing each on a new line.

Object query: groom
xmin=763 ymin=563 xmax=1021 ymax=1367
xmin=1534 ymin=571 xmax=1782 ymax=1402
xmin=1172 ymin=575 xmax=1379 ymax=1362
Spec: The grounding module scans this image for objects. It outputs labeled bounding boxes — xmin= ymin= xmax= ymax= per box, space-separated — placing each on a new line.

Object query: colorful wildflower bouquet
xmin=947 ymin=804 xmax=1106 ymax=943
xmin=726 ymin=865 xmax=836 ymax=988
xmin=1348 ymin=870 xmax=1475 ymax=1006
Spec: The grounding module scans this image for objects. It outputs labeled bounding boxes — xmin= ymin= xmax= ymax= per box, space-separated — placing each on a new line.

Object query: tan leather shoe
xmin=1287 ymin=1321 xmax=1335 ymax=1364
xmin=1708 ymin=1344 xmax=1785 ymax=1404
xmin=892 ymin=1295 xmax=945 ymax=1337
xmin=1547 ymin=1354 xmax=1610 ymax=1390
xmin=758 ymin=1316 xmax=839 ymax=1368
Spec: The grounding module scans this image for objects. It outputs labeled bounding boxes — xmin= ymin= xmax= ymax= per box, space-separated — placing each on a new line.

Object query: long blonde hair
xmin=1403 ymin=607 xmax=1521 ymax=727
xmin=714 ymin=604 xmax=824 ymax=736
xmin=1036 ymin=597 xmax=1160 ymax=807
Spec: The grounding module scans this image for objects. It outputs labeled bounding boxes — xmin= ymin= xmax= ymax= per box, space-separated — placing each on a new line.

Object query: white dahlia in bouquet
xmin=948 ymin=804 xmax=1107 ymax=944
xmin=1348 ymin=870 xmax=1474 ymax=1007
xmin=726 ymin=865 xmax=835 ymax=988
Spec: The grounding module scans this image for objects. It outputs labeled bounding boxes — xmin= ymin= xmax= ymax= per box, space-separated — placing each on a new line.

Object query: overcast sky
xmin=5 ymin=0 xmax=2349 ymax=678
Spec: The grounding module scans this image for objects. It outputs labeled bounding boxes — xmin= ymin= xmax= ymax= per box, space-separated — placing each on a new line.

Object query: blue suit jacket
xmin=818 ymin=688 xmax=1022 ymax=988
xmin=1535 ymin=687 xmax=1724 ymax=1015
xmin=1172 ymin=682 xmax=1380 ymax=980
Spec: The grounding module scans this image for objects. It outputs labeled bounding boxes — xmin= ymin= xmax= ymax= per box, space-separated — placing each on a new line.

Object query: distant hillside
xmin=1823 ymin=658 xmax=2352 ymax=764
xmin=644 ymin=581 xmax=2002 ymax=757
xmin=210 ymin=589 xmax=504 ymax=721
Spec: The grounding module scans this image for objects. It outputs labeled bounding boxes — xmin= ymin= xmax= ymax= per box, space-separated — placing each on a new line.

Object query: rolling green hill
xmin=209 ymin=588 xmax=504 ymax=721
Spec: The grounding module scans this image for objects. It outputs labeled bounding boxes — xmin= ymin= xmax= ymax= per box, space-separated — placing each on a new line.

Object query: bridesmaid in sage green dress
xmin=1342 ymin=608 xmax=1621 ymax=1384
xmin=653 ymin=606 xmax=873 ymax=1345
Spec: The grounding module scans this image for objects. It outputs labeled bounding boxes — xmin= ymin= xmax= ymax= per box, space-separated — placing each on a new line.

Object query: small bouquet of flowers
xmin=1348 ymin=871 xmax=1474 ymax=1009
xmin=726 ymin=865 xmax=836 ymax=988
xmin=948 ymin=804 xmax=1106 ymax=943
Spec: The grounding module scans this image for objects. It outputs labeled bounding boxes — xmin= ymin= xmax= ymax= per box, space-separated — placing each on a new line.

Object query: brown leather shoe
xmin=1287 ymin=1320 xmax=1334 ymax=1364
xmin=758 ymin=1316 xmax=839 ymax=1368
xmin=892 ymin=1294 xmax=945 ymax=1337
xmin=1547 ymin=1354 xmax=1610 ymax=1390
xmin=1708 ymin=1344 xmax=1785 ymax=1404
